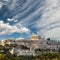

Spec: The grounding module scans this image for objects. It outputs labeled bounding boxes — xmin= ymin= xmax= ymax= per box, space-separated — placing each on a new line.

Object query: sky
xmin=0 ymin=0 xmax=60 ymax=40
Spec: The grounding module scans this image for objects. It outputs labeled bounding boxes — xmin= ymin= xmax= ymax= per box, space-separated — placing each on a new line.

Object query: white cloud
xmin=0 ymin=2 xmax=3 ymax=9
xmin=0 ymin=5 xmax=2 ymax=9
xmin=7 ymin=18 xmax=18 ymax=22
xmin=14 ymin=20 xmax=18 ymax=22
xmin=0 ymin=20 xmax=30 ymax=35
xmin=43 ymin=28 xmax=60 ymax=40
xmin=20 ymin=27 xmax=30 ymax=33
xmin=16 ymin=37 xmax=25 ymax=40
xmin=4 ymin=0 xmax=9 ymax=2
xmin=35 ymin=0 xmax=60 ymax=40
xmin=7 ymin=22 xmax=9 ymax=25
xmin=7 ymin=18 xmax=14 ymax=22
xmin=13 ymin=0 xmax=44 ymax=26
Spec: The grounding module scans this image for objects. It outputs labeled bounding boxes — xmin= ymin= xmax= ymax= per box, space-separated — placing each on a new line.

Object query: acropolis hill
xmin=0 ymin=34 xmax=60 ymax=56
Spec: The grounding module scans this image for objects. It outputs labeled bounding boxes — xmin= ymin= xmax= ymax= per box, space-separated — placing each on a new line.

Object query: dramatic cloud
xmin=0 ymin=20 xmax=30 ymax=35
xmin=35 ymin=0 xmax=60 ymax=40
xmin=0 ymin=0 xmax=60 ymax=40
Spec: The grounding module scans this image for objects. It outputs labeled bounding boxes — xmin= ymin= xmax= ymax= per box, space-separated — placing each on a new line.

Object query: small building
xmin=9 ymin=47 xmax=17 ymax=54
xmin=17 ymin=50 xmax=36 ymax=56
xmin=1 ymin=39 xmax=15 ymax=46
xmin=9 ymin=47 xmax=36 ymax=56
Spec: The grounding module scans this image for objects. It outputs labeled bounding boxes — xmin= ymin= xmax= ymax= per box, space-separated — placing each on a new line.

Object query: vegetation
xmin=0 ymin=52 xmax=60 ymax=60
xmin=36 ymin=52 xmax=60 ymax=60
xmin=0 ymin=45 xmax=60 ymax=60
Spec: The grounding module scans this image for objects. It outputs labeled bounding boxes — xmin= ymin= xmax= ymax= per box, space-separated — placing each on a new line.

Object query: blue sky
xmin=0 ymin=0 xmax=60 ymax=40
